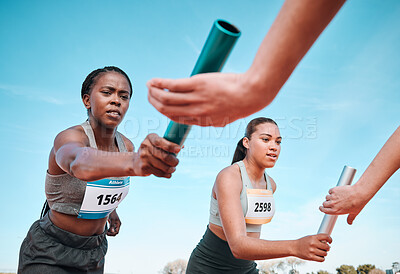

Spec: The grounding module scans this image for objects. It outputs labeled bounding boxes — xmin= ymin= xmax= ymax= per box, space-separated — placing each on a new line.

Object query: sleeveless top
xmin=209 ymin=160 xmax=273 ymax=233
xmin=45 ymin=121 xmax=128 ymax=216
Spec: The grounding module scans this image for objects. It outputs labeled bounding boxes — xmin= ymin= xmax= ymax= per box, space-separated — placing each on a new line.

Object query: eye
xmin=120 ymin=95 xmax=130 ymax=100
xmin=262 ymin=138 xmax=270 ymax=142
xmin=276 ymin=140 xmax=282 ymax=145
xmin=101 ymin=90 xmax=111 ymax=95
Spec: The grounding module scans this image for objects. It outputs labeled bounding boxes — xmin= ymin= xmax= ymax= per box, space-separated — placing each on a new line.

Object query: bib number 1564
xmin=97 ymin=193 xmax=122 ymax=206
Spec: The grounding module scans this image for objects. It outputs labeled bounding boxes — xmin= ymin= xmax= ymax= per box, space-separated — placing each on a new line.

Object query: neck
xmin=242 ymin=158 xmax=265 ymax=184
xmin=88 ymin=118 xmax=117 ymax=150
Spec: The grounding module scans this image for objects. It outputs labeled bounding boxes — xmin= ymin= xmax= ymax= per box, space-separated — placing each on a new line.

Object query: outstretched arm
xmin=320 ymin=126 xmax=400 ymax=224
xmin=148 ymin=0 xmax=346 ymax=127
xmin=53 ymin=127 xmax=180 ymax=181
xmin=216 ymin=166 xmax=331 ymax=262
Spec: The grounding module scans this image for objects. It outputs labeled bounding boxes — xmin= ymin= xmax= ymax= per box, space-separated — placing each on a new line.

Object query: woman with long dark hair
xmin=186 ymin=117 xmax=332 ymax=273
xmin=18 ymin=66 xmax=180 ymax=273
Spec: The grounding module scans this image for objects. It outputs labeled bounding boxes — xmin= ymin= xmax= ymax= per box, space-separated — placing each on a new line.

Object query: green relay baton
xmin=163 ymin=19 xmax=241 ymax=147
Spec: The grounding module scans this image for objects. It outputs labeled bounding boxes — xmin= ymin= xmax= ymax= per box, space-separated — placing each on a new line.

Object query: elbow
xmin=231 ymin=249 xmax=242 ymax=260
xmin=70 ymin=159 xmax=95 ymax=181
xmin=229 ymin=234 xmax=256 ymax=260
xmin=230 ymin=244 xmax=247 ymax=260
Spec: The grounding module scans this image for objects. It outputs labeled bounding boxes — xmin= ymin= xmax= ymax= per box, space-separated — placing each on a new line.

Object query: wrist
xmin=243 ymin=67 xmax=279 ymax=107
xmin=352 ymin=179 xmax=375 ymax=202
xmin=243 ymin=68 xmax=263 ymax=94
xmin=288 ymin=239 xmax=299 ymax=258
xmin=129 ymin=152 xmax=139 ymax=176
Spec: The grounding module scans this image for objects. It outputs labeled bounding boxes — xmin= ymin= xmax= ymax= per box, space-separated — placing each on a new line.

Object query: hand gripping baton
xmin=317 ymin=165 xmax=357 ymax=235
xmin=163 ymin=19 xmax=241 ymax=146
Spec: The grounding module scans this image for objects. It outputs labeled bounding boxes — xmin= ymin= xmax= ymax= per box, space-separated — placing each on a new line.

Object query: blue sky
xmin=0 ymin=0 xmax=399 ymax=273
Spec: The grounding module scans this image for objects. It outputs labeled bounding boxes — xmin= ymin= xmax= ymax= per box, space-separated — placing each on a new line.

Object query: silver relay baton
xmin=317 ymin=165 xmax=357 ymax=235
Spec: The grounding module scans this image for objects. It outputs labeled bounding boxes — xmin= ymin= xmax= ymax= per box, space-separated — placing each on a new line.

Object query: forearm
xmin=246 ymin=0 xmax=345 ymax=101
xmin=231 ymin=236 xmax=296 ymax=260
xmin=354 ymin=126 xmax=400 ymax=200
xmin=68 ymin=147 xmax=136 ymax=181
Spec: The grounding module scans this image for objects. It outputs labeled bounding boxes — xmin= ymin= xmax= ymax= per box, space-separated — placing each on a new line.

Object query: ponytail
xmin=231 ymin=137 xmax=247 ymax=164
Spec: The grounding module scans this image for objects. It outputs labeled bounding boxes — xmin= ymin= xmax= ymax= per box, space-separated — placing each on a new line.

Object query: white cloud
xmin=0 ymin=84 xmax=68 ymax=105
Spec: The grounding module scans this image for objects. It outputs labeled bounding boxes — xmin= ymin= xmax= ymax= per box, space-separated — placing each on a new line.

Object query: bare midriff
xmin=49 ymin=210 xmax=107 ymax=236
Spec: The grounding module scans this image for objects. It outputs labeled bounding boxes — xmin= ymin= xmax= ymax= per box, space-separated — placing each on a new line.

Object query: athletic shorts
xmin=186 ymin=226 xmax=258 ymax=274
xmin=18 ymin=213 xmax=108 ymax=274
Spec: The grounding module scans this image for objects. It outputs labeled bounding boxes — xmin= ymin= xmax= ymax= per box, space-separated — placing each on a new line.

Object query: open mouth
xmin=106 ymin=110 xmax=121 ymax=118
xmin=106 ymin=110 xmax=121 ymax=116
xmin=266 ymin=153 xmax=277 ymax=159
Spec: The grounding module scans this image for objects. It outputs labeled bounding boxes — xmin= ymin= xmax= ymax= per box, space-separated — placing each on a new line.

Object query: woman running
xmin=186 ymin=117 xmax=332 ymax=274
xmin=18 ymin=66 xmax=180 ymax=274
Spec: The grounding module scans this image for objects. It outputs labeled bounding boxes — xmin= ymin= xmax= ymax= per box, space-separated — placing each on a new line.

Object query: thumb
xmin=347 ymin=213 xmax=357 ymax=225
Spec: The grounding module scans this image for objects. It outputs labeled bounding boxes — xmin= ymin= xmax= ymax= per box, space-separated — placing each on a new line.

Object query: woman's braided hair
xmin=81 ymin=66 xmax=133 ymax=99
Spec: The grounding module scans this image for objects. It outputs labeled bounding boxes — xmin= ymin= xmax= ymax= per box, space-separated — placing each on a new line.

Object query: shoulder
xmin=217 ymin=164 xmax=240 ymax=180
xmin=53 ymin=125 xmax=89 ymax=150
xmin=118 ymin=132 xmax=134 ymax=152
xmin=55 ymin=125 xmax=86 ymax=139
xmin=214 ymin=164 xmax=242 ymax=194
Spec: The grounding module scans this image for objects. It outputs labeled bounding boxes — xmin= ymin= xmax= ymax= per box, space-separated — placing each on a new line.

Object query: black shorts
xmin=18 ymin=213 xmax=108 ymax=274
xmin=186 ymin=226 xmax=258 ymax=274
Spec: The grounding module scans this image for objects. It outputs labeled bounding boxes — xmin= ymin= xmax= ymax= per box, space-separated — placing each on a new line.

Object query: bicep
xmin=215 ymin=170 xmax=247 ymax=245
xmin=53 ymin=129 xmax=88 ymax=173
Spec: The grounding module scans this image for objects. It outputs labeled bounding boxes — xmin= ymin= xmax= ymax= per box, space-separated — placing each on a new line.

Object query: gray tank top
xmin=209 ymin=160 xmax=273 ymax=233
xmin=45 ymin=121 xmax=128 ymax=216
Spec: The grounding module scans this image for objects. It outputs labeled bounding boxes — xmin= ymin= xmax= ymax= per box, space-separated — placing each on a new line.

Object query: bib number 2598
xmin=254 ymin=202 xmax=272 ymax=212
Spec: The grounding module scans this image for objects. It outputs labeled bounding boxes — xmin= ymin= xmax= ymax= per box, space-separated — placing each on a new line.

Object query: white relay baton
xmin=317 ymin=165 xmax=357 ymax=235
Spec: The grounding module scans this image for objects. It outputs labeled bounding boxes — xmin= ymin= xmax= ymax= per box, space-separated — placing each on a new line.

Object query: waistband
xmin=39 ymin=213 xmax=107 ymax=250
xmin=204 ymin=225 xmax=229 ymax=245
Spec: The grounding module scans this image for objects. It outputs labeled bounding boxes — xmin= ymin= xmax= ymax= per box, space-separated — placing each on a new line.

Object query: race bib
xmin=78 ymin=177 xmax=130 ymax=219
xmin=245 ymin=189 xmax=275 ymax=225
